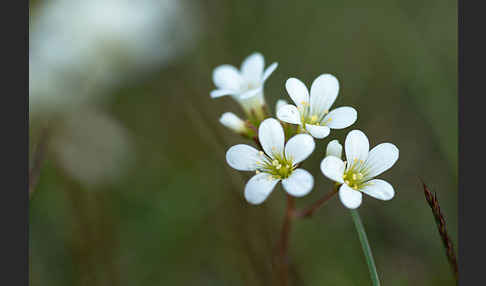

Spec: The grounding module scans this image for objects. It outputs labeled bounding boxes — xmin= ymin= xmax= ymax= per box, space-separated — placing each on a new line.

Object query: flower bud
xmin=326 ymin=139 xmax=343 ymax=158
xmin=219 ymin=112 xmax=248 ymax=134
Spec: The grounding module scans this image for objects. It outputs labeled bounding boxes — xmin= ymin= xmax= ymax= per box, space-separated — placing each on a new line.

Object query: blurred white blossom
xmin=29 ymin=0 xmax=199 ymax=186
xmin=49 ymin=108 xmax=133 ymax=186
xmin=29 ymin=0 xmax=199 ymax=115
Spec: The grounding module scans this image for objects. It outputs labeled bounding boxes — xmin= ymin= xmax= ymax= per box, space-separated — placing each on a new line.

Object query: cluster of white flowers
xmin=211 ymin=53 xmax=399 ymax=209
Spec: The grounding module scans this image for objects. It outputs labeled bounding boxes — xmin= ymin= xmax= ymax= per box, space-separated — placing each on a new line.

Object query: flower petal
xmin=305 ymin=124 xmax=330 ymax=139
xmin=262 ymin=62 xmax=278 ymax=82
xmin=258 ymin=118 xmax=285 ymax=158
xmin=360 ymin=179 xmax=395 ymax=201
xmin=239 ymin=86 xmax=263 ymax=99
xmin=226 ymin=144 xmax=265 ymax=171
xmin=285 ymin=77 xmax=309 ymax=109
xmin=244 ymin=173 xmax=280 ymax=204
xmin=282 ymin=169 xmax=313 ymax=197
xmin=344 ymin=130 xmax=369 ymax=167
xmin=212 ymin=64 xmax=242 ymax=91
xmin=323 ymin=106 xmax=357 ymax=129
xmin=241 ymin=52 xmax=264 ymax=84
xmin=339 ymin=183 xmax=362 ymax=209
xmin=277 ymin=104 xmax=301 ymax=125
xmin=309 ymin=74 xmax=339 ymax=116
xmin=210 ymin=89 xmax=237 ymax=98
xmin=285 ymin=134 xmax=315 ymax=165
xmin=363 ymin=143 xmax=399 ymax=179
xmin=326 ymin=139 xmax=343 ymax=158
xmin=320 ymin=156 xmax=345 ymax=183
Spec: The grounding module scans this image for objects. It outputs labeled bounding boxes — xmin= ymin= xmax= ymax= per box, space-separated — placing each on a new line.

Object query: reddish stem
xmin=278 ymin=194 xmax=295 ymax=286
xmin=293 ymin=187 xmax=338 ymax=218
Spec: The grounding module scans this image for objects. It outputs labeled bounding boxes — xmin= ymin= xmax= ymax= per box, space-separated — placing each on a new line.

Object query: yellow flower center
xmin=342 ymin=159 xmax=372 ymax=190
xmin=343 ymin=170 xmax=364 ymax=190
xmin=297 ymin=104 xmax=331 ymax=127
xmin=256 ymin=152 xmax=295 ymax=179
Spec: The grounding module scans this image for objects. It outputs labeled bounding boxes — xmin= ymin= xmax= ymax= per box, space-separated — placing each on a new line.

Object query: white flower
xmin=320 ymin=130 xmax=399 ymax=209
xmin=211 ymin=52 xmax=278 ymax=120
xmin=219 ymin=112 xmax=248 ymax=135
xmin=277 ymin=74 xmax=357 ymax=139
xmin=50 ymin=107 xmax=133 ymax=187
xmin=226 ymin=118 xmax=315 ymax=204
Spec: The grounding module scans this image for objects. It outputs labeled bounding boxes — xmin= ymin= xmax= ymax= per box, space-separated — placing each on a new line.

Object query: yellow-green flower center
xmin=256 ymin=152 xmax=295 ymax=179
xmin=342 ymin=158 xmax=372 ymax=190
xmin=343 ymin=170 xmax=364 ymax=190
xmin=298 ymin=101 xmax=331 ymax=126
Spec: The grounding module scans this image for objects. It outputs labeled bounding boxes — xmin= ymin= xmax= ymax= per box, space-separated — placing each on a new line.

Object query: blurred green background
xmin=29 ymin=0 xmax=457 ymax=285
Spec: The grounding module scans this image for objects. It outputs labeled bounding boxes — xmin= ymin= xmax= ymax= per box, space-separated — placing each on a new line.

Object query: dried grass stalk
xmin=421 ymin=180 xmax=458 ymax=281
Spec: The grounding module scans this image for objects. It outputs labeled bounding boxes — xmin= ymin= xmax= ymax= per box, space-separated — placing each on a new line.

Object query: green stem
xmin=350 ymin=209 xmax=380 ymax=286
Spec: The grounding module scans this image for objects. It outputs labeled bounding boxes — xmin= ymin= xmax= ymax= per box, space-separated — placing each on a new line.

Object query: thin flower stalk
xmin=350 ymin=209 xmax=381 ymax=286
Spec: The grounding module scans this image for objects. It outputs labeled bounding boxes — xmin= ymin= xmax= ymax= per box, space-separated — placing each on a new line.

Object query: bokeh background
xmin=29 ymin=0 xmax=457 ymax=285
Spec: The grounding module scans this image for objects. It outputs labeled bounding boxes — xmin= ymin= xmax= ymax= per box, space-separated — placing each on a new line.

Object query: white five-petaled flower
xmin=226 ymin=118 xmax=315 ymax=204
xmin=320 ymin=130 xmax=399 ymax=209
xmin=277 ymin=74 xmax=357 ymax=139
xmin=211 ymin=52 xmax=278 ymax=119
